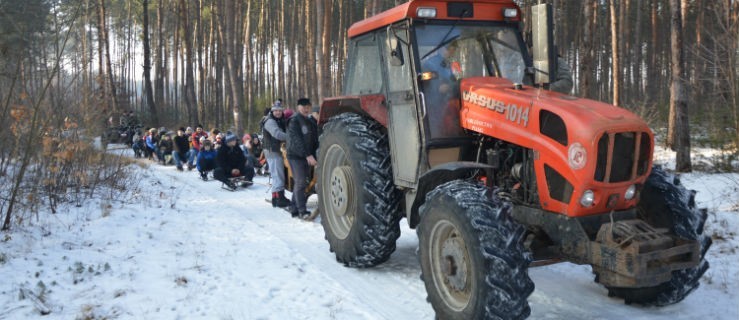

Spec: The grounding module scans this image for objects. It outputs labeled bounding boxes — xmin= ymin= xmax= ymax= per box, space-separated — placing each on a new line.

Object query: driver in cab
xmin=420 ymin=41 xmax=465 ymax=139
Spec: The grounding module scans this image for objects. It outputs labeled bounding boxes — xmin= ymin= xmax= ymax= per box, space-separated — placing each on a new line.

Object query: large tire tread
xmin=418 ymin=181 xmax=533 ymax=320
xmin=319 ymin=113 xmax=402 ymax=268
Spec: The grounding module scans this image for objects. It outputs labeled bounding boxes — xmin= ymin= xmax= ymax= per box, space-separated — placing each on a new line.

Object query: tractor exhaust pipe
xmin=531 ymin=3 xmax=556 ymax=86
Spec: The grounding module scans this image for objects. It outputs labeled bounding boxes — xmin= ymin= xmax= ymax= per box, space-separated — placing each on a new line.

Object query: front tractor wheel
xmin=318 ymin=113 xmax=402 ymax=268
xmin=418 ymin=181 xmax=534 ymax=320
xmin=597 ymin=166 xmax=712 ymax=305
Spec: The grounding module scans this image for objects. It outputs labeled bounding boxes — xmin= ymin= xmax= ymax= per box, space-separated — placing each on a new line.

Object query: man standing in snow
xmin=214 ymin=134 xmax=254 ymax=191
xmin=262 ymin=101 xmax=290 ymax=207
xmin=286 ymin=98 xmax=319 ymax=218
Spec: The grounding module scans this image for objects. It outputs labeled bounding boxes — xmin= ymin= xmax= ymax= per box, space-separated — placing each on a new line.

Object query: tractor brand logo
xmin=463 ymin=91 xmax=530 ymax=127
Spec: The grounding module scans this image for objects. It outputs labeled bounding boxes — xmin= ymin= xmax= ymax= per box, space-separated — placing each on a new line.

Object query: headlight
xmin=568 ymin=143 xmax=587 ymax=170
xmin=625 ymin=185 xmax=637 ymax=200
xmin=580 ymin=190 xmax=595 ymax=207
xmin=503 ymin=8 xmax=518 ymax=18
xmin=417 ymin=8 xmax=437 ymax=18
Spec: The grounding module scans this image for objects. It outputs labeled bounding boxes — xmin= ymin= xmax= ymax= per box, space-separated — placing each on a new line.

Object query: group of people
xmin=131 ymin=98 xmax=320 ymax=219
xmin=262 ymin=98 xmax=320 ymax=218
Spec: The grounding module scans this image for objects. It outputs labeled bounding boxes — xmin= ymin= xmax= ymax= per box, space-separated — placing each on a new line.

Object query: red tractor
xmin=316 ymin=1 xmax=710 ymax=319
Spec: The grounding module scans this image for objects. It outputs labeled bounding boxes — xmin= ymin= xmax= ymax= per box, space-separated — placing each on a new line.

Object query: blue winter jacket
xmin=196 ymin=149 xmax=217 ymax=171
xmin=145 ymin=135 xmax=157 ymax=150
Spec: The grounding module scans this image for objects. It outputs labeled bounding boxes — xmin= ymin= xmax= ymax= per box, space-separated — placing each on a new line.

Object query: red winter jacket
xmin=191 ymin=132 xmax=209 ymax=151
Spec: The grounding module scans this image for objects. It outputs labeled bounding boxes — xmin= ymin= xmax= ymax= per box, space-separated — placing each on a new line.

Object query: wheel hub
xmin=441 ymin=237 xmax=468 ymax=292
xmin=330 ymin=166 xmax=353 ymax=217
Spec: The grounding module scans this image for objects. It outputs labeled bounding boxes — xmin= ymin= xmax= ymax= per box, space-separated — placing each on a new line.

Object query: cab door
xmin=380 ymin=24 xmax=423 ymax=189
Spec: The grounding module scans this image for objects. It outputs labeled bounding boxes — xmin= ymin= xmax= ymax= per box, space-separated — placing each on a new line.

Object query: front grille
xmin=545 ymin=165 xmax=574 ymax=204
xmin=594 ymin=132 xmax=651 ymax=183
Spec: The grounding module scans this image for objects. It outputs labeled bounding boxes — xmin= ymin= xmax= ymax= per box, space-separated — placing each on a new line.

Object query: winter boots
xmin=272 ymin=191 xmax=290 ymax=208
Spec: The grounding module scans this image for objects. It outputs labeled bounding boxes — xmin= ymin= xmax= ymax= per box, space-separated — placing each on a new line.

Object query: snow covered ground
xmin=0 ymin=146 xmax=737 ymax=319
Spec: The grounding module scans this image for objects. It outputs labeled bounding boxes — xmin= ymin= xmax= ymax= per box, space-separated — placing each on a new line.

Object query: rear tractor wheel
xmin=317 ymin=113 xmax=402 ymax=268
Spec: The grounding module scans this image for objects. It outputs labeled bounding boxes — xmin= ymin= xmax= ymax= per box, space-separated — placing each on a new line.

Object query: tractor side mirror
xmin=531 ymin=3 xmax=555 ymax=85
xmin=387 ymin=26 xmax=404 ymax=66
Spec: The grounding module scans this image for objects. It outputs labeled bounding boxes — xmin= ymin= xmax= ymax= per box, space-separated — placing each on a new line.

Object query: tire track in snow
xmin=148 ymin=164 xmax=434 ymax=319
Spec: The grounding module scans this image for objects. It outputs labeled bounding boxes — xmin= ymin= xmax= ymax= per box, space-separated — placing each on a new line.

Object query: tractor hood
xmin=459 ymin=77 xmax=651 ymax=142
xmin=459 ymin=77 xmax=654 ymax=217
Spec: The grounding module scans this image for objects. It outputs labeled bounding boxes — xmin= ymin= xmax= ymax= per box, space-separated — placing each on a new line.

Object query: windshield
xmin=416 ymin=24 xmax=527 ymax=84
xmin=415 ymin=23 xmax=528 ymax=140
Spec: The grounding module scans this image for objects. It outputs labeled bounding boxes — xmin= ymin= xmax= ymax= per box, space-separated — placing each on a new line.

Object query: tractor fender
xmin=408 ymin=161 xmax=494 ymax=228
xmin=318 ymin=94 xmax=388 ymax=128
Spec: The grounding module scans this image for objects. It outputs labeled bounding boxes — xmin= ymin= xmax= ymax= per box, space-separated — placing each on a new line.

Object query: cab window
xmin=345 ymin=35 xmax=383 ymax=95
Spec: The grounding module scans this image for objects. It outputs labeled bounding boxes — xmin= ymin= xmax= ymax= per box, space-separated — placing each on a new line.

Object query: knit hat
xmin=271 ymin=102 xmax=284 ymax=111
xmin=297 ymin=98 xmax=312 ymax=106
xmin=225 ymin=134 xmax=238 ymax=143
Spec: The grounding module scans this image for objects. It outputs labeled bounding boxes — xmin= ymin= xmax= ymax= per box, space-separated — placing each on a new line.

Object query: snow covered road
xmin=1 ymin=157 xmax=737 ymax=319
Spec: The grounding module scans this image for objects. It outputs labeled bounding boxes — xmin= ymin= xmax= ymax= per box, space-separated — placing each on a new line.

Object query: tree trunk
xmin=155 ymin=0 xmax=165 ymax=110
xmin=320 ymin=0 xmax=333 ymax=103
xmin=179 ymin=0 xmax=198 ymax=126
xmin=610 ymin=0 xmax=620 ymax=106
xmin=316 ymin=0 xmax=324 ymax=102
xmin=217 ymin=0 xmax=243 ymax=134
xmin=99 ymin=0 xmax=118 ymax=113
xmin=142 ymin=0 xmax=159 ymax=126
xmin=243 ymin=0 xmax=253 ymax=129
xmin=580 ymin=0 xmax=596 ymax=98
xmin=96 ymin=0 xmax=107 ymax=113
xmin=668 ymin=0 xmax=692 ymax=171
xmin=197 ymin=0 xmax=206 ymax=125
xmin=633 ymin=0 xmax=643 ymax=99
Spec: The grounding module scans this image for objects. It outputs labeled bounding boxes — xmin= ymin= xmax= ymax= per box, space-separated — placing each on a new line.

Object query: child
xmin=196 ymin=139 xmax=217 ymax=181
xmin=158 ymin=133 xmax=174 ymax=165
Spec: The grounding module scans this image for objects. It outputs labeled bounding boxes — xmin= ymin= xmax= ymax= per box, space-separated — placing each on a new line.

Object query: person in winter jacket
xmin=214 ymin=134 xmax=254 ymax=190
xmin=241 ymin=134 xmax=256 ymax=169
xmin=196 ymin=139 xmax=217 ymax=181
xmin=158 ymin=133 xmax=174 ymax=165
xmin=145 ymin=128 xmax=159 ymax=161
xmin=132 ymin=129 xmax=144 ymax=158
xmin=212 ymin=130 xmax=224 ymax=150
xmin=190 ymin=125 xmax=208 ymax=168
xmin=262 ymin=101 xmax=290 ymax=207
xmin=244 ymin=133 xmax=265 ymax=175
xmin=286 ymin=98 xmax=320 ymax=218
xmin=185 ymin=126 xmax=196 ymax=170
xmin=173 ymin=127 xmax=191 ymax=171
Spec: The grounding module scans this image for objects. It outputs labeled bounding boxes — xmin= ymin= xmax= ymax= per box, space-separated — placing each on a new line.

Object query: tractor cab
xmin=326 ymin=0 xmax=532 ymax=189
